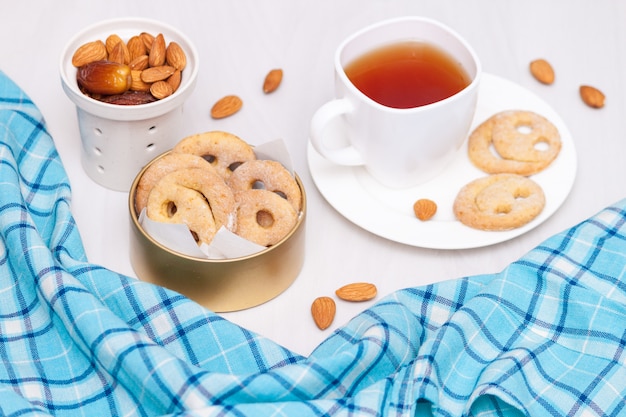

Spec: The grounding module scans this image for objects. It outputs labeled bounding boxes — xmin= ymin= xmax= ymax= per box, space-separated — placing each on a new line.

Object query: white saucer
xmin=307 ymin=73 xmax=577 ymax=250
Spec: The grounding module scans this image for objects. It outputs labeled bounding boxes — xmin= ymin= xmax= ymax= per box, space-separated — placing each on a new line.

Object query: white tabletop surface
xmin=2 ymin=0 xmax=624 ymax=357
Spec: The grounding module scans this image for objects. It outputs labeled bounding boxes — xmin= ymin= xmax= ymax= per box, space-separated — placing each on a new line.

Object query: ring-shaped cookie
xmin=147 ymin=181 xmax=217 ymax=245
xmin=227 ymin=160 xmax=302 ymax=211
xmin=135 ymin=153 xmax=216 ymax=214
xmin=491 ymin=110 xmax=561 ymax=163
xmin=453 ymin=173 xmax=546 ymax=231
xmin=147 ymin=167 xmax=236 ymax=244
xmin=234 ymin=189 xmax=298 ymax=247
xmin=172 ymin=131 xmax=256 ymax=179
xmin=467 ymin=116 xmax=553 ymax=176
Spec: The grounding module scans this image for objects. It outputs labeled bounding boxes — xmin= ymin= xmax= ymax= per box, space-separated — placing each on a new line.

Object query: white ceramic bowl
xmin=60 ymin=17 xmax=199 ymax=191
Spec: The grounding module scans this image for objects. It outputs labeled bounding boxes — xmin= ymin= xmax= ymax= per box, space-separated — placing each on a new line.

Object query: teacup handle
xmin=310 ymin=98 xmax=365 ymax=166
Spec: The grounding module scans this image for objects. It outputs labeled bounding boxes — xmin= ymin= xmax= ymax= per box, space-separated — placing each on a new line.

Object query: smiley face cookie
xmin=467 ymin=110 xmax=561 ymax=176
xmin=453 ymin=173 xmax=546 ymax=231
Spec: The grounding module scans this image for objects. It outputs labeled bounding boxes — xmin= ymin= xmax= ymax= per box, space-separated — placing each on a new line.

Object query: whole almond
xmin=413 ymin=198 xmax=437 ymax=221
xmin=263 ymin=68 xmax=283 ymax=93
xmin=105 ymin=34 xmax=123 ymax=54
xmin=311 ymin=296 xmax=336 ymax=330
xmin=529 ymin=59 xmax=555 ymax=85
xmin=106 ymin=34 xmax=130 ymax=64
xmin=211 ymin=95 xmax=243 ymax=119
xmin=166 ymin=41 xmax=187 ymax=71
xmin=127 ymin=35 xmax=147 ymax=61
xmin=148 ymin=33 xmax=166 ymax=67
xmin=108 ymin=42 xmax=126 ymax=65
xmin=71 ymin=40 xmax=107 ymax=67
xmin=335 ymin=282 xmax=377 ymax=302
xmin=129 ymin=55 xmax=149 ymax=71
xmin=140 ymin=32 xmax=155 ymax=50
xmin=141 ymin=65 xmax=175 ymax=83
xmin=150 ymin=81 xmax=174 ymax=100
xmin=580 ymin=85 xmax=605 ymax=108
xmin=167 ymin=69 xmax=182 ymax=93
xmin=130 ymin=70 xmax=151 ymax=92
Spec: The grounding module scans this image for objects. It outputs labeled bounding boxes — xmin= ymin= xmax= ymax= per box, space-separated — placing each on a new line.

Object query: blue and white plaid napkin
xmin=1 ymin=70 xmax=625 ymax=416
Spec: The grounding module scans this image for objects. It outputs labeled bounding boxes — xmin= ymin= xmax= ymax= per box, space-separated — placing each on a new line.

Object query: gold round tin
xmin=128 ymin=152 xmax=306 ymax=312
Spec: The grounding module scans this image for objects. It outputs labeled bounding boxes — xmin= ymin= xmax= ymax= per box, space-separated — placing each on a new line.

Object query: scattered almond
xmin=529 ymin=59 xmax=555 ymax=85
xmin=413 ymin=198 xmax=437 ymax=221
xmin=211 ymin=95 xmax=243 ymax=119
xmin=263 ymin=68 xmax=283 ymax=93
xmin=71 ymin=40 xmax=107 ymax=67
xmin=335 ymin=282 xmax=377 ymax=302
xmin=580 ymin=85 xmax=605 ymax=108
xmin=311 ymin=296 xmax=336 ymax=330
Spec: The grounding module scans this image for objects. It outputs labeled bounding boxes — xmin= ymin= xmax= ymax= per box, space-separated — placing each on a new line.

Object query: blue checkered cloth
xmin=1 ymin=70 xmax=625 ymax=416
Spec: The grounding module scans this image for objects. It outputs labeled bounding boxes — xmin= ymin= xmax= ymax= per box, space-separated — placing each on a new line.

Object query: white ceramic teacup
xmin=310 ymin=16 xmax=481 ymax=188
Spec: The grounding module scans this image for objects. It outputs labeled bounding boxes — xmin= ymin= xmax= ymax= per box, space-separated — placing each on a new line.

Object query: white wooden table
xmin=1 ymin=0 xmax=624 ymax=356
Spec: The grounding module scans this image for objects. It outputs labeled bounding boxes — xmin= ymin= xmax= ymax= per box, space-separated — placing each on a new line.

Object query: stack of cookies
xmin=134 ymin=131 xmax=302 ymax=247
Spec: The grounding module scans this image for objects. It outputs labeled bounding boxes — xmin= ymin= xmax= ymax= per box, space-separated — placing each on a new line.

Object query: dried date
xmin=97 ymin=90 xmax=158 ymax=106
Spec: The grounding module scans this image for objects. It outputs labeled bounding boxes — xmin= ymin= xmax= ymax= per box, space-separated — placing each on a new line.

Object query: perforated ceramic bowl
xmin=60 ymin=18 xmax=199 ymax=191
